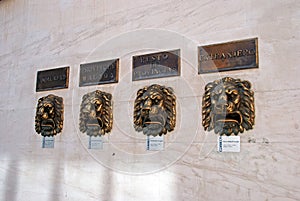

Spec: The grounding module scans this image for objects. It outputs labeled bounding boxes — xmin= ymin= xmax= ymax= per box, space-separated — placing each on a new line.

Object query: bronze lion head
xmin=134 ymin=84 xmax=176 ymax=136
xmin=202 ymin=77 xmax=255 ymax=136
xmin=79 ymin=90 xmax=113 ymax=136
xmin=35 ymin=94 xmax=64 ymax=136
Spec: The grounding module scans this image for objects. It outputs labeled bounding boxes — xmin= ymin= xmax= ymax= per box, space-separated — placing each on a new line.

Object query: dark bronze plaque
xmin=79 ymin=59 xmax=119 ymax=87
xmin=132 ymin=49 xmax=180 ymax=81
xmin=36 ymin=67 xmax=69 ymax=92
xmin=198 ymin=38 xmax=258 ymax=74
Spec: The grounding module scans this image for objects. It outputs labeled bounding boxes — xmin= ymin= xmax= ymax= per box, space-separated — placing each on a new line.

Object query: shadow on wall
xmin=4 ymin=158 xmax=19 ymax=201
xmin=49 ymin=147 xmax=63 ymax=201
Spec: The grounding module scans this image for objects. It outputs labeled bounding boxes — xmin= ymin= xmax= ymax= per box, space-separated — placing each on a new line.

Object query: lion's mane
xmin=79 ymin=90 xmax=113 ymax=136
xmin=35 ymin=94 xmax=64 ymax=136
xmin=202 ymin=77 xmax=255 ymax=135
xmin=133 ymin=84 xmax=176 ymax=136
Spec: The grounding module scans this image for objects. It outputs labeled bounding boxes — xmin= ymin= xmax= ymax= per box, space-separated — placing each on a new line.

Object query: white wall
xmin=0 ymin=0 xmax=299 ymax=200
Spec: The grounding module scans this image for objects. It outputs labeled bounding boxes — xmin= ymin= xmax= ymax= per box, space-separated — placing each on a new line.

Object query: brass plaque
xmin=132 ymin=49 xmax=180 ymax=81
xmin=198 ymin=38 xmax=258 ymax=74
xmin=79 ymin=59 xmax=119 ymax=87
xmin=36 ymin=67 xmax=69 ymax=92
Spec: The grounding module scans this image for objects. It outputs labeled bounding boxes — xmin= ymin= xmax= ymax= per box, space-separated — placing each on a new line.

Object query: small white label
xmin=218 ymin=136 xmax=240 ymax=152
xmin=89 ymin=136 xmax=103 ymax=149
xmin=147 ymin=135 xmax=164 ymax=151
xmin=42 ymin=136 xmax=55 ymax=148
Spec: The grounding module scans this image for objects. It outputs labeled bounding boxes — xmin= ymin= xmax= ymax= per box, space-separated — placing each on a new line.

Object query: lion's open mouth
xmin=86 ymin=118 xmax=103 ymax=129
xmin=144 ymin=122 xmax=163 ymax=131
xmin=143 ymin=114 xmax=165 ymax=127
xmin=215 ymin=112 xmax=242 ymax=124
xmin=41 ymin=119 xmax=55 ymax=130
xmin=142 ymin=114 xmax=166 ymax=136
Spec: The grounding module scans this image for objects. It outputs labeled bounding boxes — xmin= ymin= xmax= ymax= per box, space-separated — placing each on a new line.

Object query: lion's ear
xmin=83 ymin=94 xmax=90 ymax=102
xmin=38 ymin=97 xmax=44 ymax=103
xmin=55 ymin=97 xmax=63 ymax=105
xmin=242 ymin=81 xmax=251 ymax=89
xmin=166 ymin=87 xmax=174 ymax=93
xmin=136 ymin=89 xmax=143 ymax=97
xmin=105 ymin=93 xmax=112 ymax=101
xmin=204 ymin=83 xmax=215 ymax=92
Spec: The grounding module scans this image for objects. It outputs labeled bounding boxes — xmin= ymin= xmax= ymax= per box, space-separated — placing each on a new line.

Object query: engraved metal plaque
xmin=132 ymin=49 xmax=180 ymax=81
xmin=198 ymin=38 xmax=258 ymax=74
xmin=36 ymin=67 xmax=69 ymax=92
xmin=79 ymin=59 xmax=119 ymax=87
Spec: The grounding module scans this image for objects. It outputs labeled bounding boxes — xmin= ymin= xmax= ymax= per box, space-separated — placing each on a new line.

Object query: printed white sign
xmin=42 ymin=136 xmax=55 ymax=148
xmin=147 ymin=135 xmax=164 ymax=151
xmin=89 ymin=136 xmax=103 ymax=149
xmin=218 ymin=136 xmax=240 ymax=152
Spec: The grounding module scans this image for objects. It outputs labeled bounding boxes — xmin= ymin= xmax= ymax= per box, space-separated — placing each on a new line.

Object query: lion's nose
xmin=144 ymin=99 xmax=152 ymax=107
xmin=214 ymin=95 xmax=228 ymax=110
xmin=90 ymin=110 xmax=96 ymax=117
xmin=218 ymin=94 xmax=228 ymax=103
xmin=142 ymin=99 xmax=152 ymax=113
xmin=215 ymin=104 xmax=225 ymax=112
xmin=42 ymin=113 xmax=48 ymax=119
xmin=142 ymin=107 xmax=150 ymax=115
xmin=149 ymin=106 xmax=159 ymax=114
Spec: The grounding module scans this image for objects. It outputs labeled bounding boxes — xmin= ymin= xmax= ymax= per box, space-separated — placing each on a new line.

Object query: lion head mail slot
xmin=134 ymin=84 xmax=176 ymax=136
xmin=202 ymin=77 xmax=255 ymax=136
xmin=35 ymin=94 xmax=64 ymax=136
xmin=79 ymin=90 xmax=113 ymax=136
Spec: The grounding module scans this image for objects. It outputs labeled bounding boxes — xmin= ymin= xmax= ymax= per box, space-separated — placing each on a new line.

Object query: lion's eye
xmin=229 ymin=91 xmax=238 ymax=100
xmin=94 ymin=100 xmax=101 ymax=105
